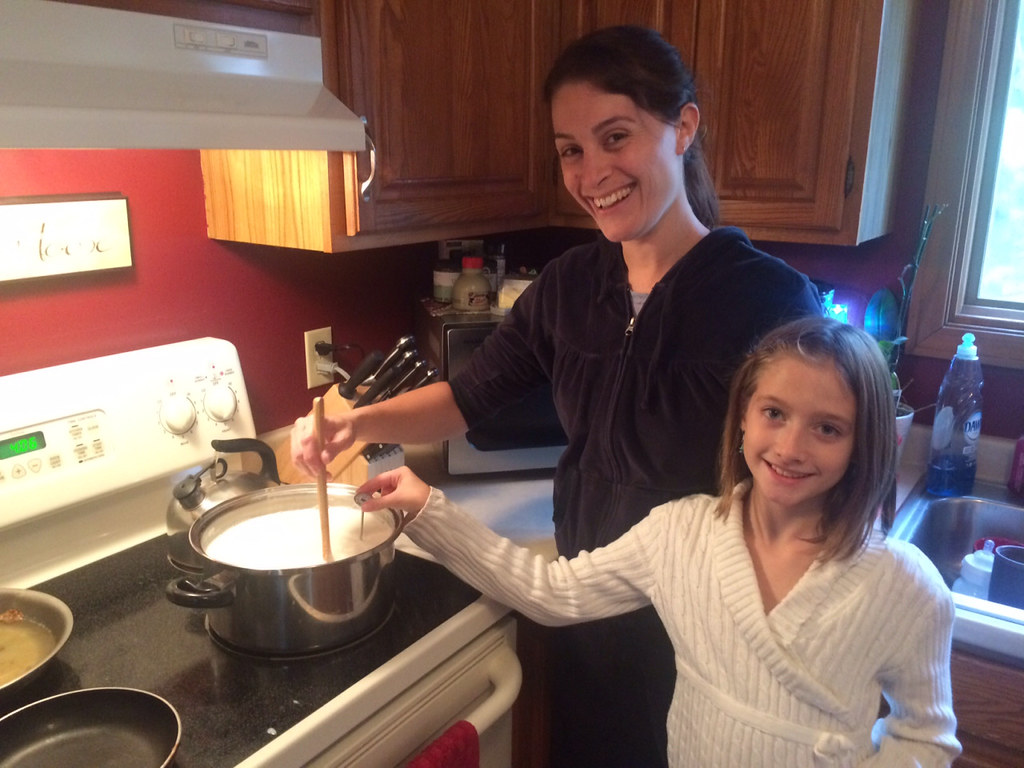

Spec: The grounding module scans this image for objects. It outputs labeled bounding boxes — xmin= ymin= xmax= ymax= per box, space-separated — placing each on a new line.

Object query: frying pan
xmin=0 ymin=687 xmax=181 ymax=768
xmin=0 ymin=588 xmax=73 ymax=701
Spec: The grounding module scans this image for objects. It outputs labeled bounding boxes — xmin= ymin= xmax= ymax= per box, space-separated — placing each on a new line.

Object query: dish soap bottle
xmin=951 ymin=539 xmax=995 ymax=599
xmin=451 ymin=255 xmax=491 ymax=312
xmin=927 ymin=332 xmax=984 ymax=496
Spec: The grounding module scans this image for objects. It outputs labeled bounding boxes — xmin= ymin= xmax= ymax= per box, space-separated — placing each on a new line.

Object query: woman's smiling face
xmin=551 ymin=81 xmax=692 ymax=245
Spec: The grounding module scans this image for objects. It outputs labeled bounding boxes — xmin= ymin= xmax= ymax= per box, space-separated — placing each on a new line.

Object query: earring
xmin=738 ymin=431 xmax=745 ymax=454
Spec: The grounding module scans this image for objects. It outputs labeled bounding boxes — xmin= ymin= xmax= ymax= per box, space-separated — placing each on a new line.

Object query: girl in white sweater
xmin=357 ymin=316 xmax=960 ymax=767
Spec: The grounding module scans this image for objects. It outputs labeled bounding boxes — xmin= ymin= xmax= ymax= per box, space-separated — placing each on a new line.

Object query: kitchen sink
xmin=891 ymin=479 xmax=1024 ymax=585
xmin=890 ymin=476 xmax=1024 ymax=665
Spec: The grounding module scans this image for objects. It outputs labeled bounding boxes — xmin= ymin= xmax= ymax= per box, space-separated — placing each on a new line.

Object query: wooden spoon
xmin=312 ymin=396 xmax=331 ymax=561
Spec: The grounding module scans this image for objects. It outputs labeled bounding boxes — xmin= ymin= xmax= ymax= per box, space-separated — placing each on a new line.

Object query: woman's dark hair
xmin=544 ymin=25 xmax=718 ymax=229
xmin=717 ymin=316 xmax=898 ymax=561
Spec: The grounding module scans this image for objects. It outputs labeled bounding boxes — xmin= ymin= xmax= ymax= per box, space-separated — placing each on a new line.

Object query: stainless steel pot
xmin=165 ymin=484 xmax=405 ymax=656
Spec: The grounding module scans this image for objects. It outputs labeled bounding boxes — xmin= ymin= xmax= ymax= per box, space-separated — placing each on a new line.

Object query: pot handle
xmin=210 ymin=438 xmax=281 ymax=485
xmin=165 ymin=575 xmax=235 ymax=609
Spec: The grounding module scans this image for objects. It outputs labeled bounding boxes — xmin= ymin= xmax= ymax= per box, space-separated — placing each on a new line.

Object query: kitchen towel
xmin=407 ymin=720 xmax=479 ymax=768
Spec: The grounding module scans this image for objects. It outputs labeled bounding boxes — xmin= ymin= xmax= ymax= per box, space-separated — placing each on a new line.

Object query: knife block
xmin=334 ymin=443 xmax=405 ymax=486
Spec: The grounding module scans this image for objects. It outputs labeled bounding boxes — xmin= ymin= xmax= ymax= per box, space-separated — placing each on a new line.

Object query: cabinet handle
xmin=359 ymin=116 xmax=377 ymax=202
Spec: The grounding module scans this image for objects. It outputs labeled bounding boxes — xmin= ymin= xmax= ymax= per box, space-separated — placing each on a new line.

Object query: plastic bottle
xmin=451 ymin=255 xmax=491 ymax=312
xmin=926 ymin=332 xmax=984 ymax=496
xmin=951 ymin=539 xmax=995 ymax=599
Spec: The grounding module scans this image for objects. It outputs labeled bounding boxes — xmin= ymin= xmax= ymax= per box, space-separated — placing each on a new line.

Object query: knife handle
xmin=354 ymin=353 xmax=412 ymax=407
xmin=417 ymin=366 xmax=440 ymax=388
xmin=338 ymin=350 xmax=385 ymax=399
xmin=371 ymin=335 xmax=416 ymax=381
xmin=382 ymin=358 xmax=426 ymax=400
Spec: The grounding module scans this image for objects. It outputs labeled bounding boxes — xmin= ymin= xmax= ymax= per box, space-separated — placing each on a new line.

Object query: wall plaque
xmin=0 ymin=195 xmax=132 ymax=282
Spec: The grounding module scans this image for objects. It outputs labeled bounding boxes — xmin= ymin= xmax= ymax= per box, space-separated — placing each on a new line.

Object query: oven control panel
xmin=0 ymin=338 xmax=256 ymax=528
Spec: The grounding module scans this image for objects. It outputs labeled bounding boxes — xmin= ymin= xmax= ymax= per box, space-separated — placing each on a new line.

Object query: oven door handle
xmin=464 ymin=644 xmax=522 ymax=735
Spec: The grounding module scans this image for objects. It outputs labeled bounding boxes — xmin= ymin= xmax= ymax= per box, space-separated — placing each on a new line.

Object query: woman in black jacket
xmin=293 ymin=26 xmax=822 ymax=767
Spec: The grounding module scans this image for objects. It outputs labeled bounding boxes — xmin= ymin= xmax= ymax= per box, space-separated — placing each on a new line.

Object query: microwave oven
xmin=414 ymin=302 xmax=566 ymax=475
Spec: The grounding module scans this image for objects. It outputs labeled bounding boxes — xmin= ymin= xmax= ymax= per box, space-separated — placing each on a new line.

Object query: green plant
xmin=866 ymin=204 xmax=946 ymax=407
xmin=877 ymin=338 xmax=906 ymax=393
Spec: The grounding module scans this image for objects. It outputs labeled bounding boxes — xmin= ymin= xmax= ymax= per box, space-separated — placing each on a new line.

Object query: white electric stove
xmin=0 ymin=338 xmax=256 ymax=587
xmin=0 ymin=339 xmax=519 ymax=767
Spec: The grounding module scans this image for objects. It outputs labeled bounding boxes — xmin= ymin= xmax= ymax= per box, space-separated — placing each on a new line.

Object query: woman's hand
xmin=355 ymin=467 xmax=431 ymax=521
xmin=290 ymin=410 xmax=356 ymax=478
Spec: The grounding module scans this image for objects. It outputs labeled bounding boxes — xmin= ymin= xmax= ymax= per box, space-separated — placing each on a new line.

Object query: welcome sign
xmin=0 ymin=196 xmax=132 ymax=282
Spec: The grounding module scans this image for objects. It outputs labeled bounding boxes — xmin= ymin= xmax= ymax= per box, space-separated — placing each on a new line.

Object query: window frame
xmin=907 ymin=0 xmax=1024 ymax=370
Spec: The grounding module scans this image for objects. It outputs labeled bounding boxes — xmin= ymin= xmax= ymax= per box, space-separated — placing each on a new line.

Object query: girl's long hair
xmin=543 ymin=25 xmax=719 ymax=230
xmin=717 ymin=317 xmax=898 ymax=561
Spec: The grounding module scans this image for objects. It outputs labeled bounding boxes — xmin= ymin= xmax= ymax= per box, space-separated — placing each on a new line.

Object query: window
xmin=976 ymin=4 xmax=1024 ymax=306
xmin=908 ymin=0 xmax=1024 ymax=369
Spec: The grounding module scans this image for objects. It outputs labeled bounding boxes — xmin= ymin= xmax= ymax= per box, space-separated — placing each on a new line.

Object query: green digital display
xmin=0 ymin=431 xmax=46 ymax=461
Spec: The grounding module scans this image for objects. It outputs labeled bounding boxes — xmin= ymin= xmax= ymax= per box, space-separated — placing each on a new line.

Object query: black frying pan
xmin=0 ymin=687 xmax=180 ymax=768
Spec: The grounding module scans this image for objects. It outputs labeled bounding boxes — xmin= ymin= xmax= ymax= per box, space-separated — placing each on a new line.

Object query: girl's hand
xmin=355 ymin=467 xmax=431 ymax=521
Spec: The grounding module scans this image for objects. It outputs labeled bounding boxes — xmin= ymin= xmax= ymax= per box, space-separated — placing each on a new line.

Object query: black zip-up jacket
xmin=451 ymin=227 xmax=823 ymax=557
xmin=451 ymin=227 xmax=822 ymax=767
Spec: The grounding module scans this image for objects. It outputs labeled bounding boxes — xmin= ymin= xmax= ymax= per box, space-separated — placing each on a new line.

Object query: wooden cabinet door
xmin=333 ymin=0 xmax=555 ymax=237
xmin=203 ymin=0 xmax=556 ymax=251
xmin=694 ymin=0 xmax=913 ymax=244
xmin=950 ymin=649 xmax=1024 ymax=766
xmin=549 ymin=1 xmax=700 ymax=224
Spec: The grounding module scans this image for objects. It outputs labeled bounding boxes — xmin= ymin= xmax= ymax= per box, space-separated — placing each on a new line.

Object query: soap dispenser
xmin=951 ymin=539 xmax=995 ymax=599
xmin=927 ymin=332 xmax=984 ymax=496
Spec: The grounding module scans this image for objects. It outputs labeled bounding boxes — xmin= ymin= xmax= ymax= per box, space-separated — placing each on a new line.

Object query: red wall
xmin=0 ymin=149 xmax=433 ymax=433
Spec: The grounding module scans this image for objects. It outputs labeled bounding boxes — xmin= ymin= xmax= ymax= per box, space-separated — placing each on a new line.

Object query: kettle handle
xmin=210 ymin=438 xmax=281 ymax=485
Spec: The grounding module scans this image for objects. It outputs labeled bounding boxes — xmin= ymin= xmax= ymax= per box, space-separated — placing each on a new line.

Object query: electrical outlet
xmin=304 ymin=327 xmax=333 ymax=388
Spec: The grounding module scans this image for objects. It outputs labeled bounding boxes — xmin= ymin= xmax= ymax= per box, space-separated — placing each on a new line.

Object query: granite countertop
xmin=400 ymin=444 xmax=558 ymax=560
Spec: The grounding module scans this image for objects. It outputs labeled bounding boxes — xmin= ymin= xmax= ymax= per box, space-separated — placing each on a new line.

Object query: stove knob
xmin=160 ymin=395 xmax=197 ymax=435
xmin=204 ymin=383 xmax=238 ymax=423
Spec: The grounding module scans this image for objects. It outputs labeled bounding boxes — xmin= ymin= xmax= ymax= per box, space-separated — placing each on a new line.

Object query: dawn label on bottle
xmin=962 ymin=411 xmax=982 ymax=457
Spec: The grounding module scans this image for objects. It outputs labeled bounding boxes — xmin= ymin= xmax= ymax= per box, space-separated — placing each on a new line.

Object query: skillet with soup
xmin=0 ymin=589 xmax=72 ymax=700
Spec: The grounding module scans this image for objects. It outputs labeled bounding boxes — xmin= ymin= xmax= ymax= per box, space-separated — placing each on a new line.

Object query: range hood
xmin=0 ymin=0 xmax=366 ymax=151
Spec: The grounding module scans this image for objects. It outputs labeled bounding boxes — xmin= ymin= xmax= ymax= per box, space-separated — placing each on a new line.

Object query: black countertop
xmin=0 ymin=536 xmax=480 ymax=767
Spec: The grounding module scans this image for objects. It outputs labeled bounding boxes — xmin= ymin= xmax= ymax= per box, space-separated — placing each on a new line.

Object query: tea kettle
xmin=166 ymin=438 xmax=281 ymax=573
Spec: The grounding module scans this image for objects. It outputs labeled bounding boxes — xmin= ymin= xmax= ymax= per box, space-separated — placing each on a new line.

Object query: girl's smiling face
xmin=551 ymin=82 xmax=694 ymax=245
xmin=741 ymin=354 xmax=857 ymax=521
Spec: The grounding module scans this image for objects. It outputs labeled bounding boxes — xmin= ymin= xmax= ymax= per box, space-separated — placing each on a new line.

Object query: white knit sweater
xmin=404 ymin=484 xmax=960 ymax=768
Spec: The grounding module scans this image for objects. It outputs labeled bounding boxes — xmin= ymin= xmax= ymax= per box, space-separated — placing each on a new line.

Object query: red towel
xmin=407 ymin=720 xmax=479 ymax=768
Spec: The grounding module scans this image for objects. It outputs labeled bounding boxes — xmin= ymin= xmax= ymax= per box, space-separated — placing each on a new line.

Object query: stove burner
xmin=203 ymin=603 xmax=397 ymax=661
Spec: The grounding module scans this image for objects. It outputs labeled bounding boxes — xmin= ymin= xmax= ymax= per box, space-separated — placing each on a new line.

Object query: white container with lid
xmin=432 ymin=259 xmax=461 ymax=303
xmin=951 ymin=539 xmax=996 ymax=599
xmin=451 ymin=256 xmax=491 ymax=312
